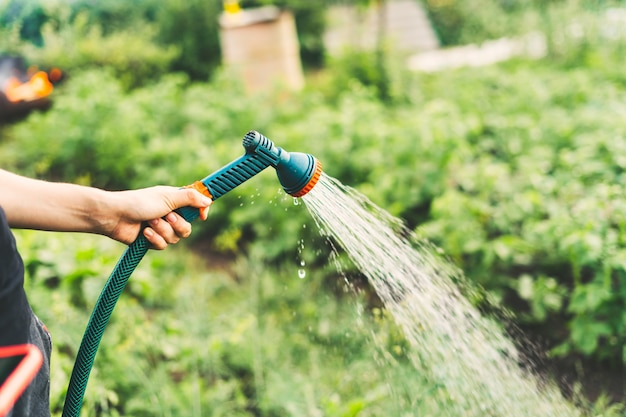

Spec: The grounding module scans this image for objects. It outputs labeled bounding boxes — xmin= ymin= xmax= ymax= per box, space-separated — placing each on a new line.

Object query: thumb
xmin=171 ymin=187 xmax=213 ymax=221
xmin=165 ymin=187 xmax=213 ymax=211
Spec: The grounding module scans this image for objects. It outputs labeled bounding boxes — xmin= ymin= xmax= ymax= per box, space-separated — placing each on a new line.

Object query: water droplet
xmin=298 ymin=269 xmax=306 ymax=279
xmin=300 ymin=259 xmax=306 ymax=267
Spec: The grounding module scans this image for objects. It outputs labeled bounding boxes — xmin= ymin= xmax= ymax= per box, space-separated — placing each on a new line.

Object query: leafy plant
xmin=16 ymin=229 xmax=434 ymax=417
xmin=5 ymin=0 xmax=626 ymax=410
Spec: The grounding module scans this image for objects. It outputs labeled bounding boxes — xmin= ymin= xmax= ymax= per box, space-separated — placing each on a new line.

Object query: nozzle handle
xmin=198 ymin=131 xmax=280 ymax=199
xmin=174 ymin=131 xmax=281 ymax=221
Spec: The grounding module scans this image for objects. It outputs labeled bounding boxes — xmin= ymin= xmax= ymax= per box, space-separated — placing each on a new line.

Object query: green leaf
xmin=567 ymin=281 xmax=612 ymax=314
xmin=569 ymin=316 xmax=612 ymax=355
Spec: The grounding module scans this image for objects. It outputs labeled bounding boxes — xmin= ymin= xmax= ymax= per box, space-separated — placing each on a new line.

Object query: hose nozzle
xmin=197 ymin=130 xmax=321 ymax=199
xmin=177 ymin=131 xmax=321 ymax=222
xmin=241 ymin=131 xmax=322 ymax=197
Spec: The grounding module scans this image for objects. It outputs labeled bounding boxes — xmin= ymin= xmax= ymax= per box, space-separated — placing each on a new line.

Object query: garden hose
xmin=61 ymin=131 xmax=322 ymax=417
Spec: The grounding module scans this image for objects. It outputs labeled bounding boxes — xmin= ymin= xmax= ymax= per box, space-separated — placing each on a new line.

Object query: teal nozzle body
xmin=197 ymin=130 xmax=322 ymax=201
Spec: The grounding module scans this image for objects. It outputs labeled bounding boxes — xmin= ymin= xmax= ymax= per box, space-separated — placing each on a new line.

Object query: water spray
xmin=62 ymin=131 xmax=321 ymax=417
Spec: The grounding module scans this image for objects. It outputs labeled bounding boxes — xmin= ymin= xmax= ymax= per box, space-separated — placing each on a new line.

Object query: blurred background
xmin=2 ymin=0 xmax=626 ymax=415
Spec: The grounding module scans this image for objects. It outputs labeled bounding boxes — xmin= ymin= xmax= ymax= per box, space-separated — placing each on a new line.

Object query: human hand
xmin=107 ymin=186 xmax=212 ymax=249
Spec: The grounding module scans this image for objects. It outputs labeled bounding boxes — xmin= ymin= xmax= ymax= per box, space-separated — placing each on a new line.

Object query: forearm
xmin=0 ymin=169 xmax=116 ymax=234
xmin=0 ymin=169 xmax=212 ymax=247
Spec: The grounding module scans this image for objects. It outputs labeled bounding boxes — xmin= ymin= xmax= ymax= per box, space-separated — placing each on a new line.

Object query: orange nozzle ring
xmin=291 ymin=160 xmax=322 ymax=198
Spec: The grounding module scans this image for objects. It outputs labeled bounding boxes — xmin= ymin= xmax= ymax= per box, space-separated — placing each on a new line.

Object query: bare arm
xmin=0 ymin=169 xmax=212 ymax=249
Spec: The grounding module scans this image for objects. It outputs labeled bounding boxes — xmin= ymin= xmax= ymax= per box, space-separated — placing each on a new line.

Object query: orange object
xmin=4 ymin=71 xmax=54 ymax=103
xmin=184 ymin=181 xmax=213 ymax=221
xmin=291 ymin=159 xmax=322 ymax=197
xmin=49 ymin=68 xmax=63 ymax=83
xmin=0 ymin=344 xmax=44 ymax=417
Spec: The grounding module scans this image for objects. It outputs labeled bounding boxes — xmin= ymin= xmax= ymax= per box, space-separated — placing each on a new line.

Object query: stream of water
xmin=302 ymin=174 xmax=578 ymax=417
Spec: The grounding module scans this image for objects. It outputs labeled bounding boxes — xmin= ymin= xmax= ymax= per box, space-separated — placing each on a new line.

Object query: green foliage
xmin=5 ymin=0 xmax=626 ymax=412
xmin=151 ymin=0 xmax=223 ymax=81
xmin=2 ymin=69 xmax=166 ymax=188
xmin=6 ymin=34 xmax=626 ymax=366
xmin=324 ymin=50 xmax=392 ymax=102
xmin=0 ymin=0 xmax=47 ymax=46
xmin=5 ymin=10 xmax=178 ymax=89
xmin=17 ymin=230 xmax=430 ymax=416
xmin=422 ymin=0 xmax=514 ymax=46
xmin=1 ymin=0 xmax=333 ymax=84
xmin=412 ymin=56 xmax=626 ymax=363
xmin=421 ymin=0 xmax=626 ymax=51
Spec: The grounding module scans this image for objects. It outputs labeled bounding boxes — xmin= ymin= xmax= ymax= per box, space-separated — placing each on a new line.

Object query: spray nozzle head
xmin=197 ymin=131 xmax=322 ymax=202
xmin=276 ymin=151 xmax=322 ymax=197
xmin=243 ymin=130 xmax=322 ymax=197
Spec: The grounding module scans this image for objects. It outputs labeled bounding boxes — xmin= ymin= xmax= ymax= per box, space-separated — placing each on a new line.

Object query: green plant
xmin=422 ymin=0 xmax=535 ymax=46
xmin=16 ymin=228 xmax=438 ymax=417
xmin=17 ymin=10 xmax=178 ymax=89
xmin=5 ymin=1 xmax=626 ymax=406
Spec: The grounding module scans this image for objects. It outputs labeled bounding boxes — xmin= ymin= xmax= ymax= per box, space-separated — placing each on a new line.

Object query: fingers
xmin=143 ymin=226 xmax=168 ymax=250
xmin=138 ymin=187 xmax=213 ymax=250
xmin=143 ymin=212 xmax=192 ymax=250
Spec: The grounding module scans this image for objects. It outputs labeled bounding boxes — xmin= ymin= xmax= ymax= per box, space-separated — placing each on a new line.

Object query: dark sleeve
xmin=0 ymin=207 xmax=52 ymax=417
xmin=0 ymin=206 xmax=32 ymax=346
